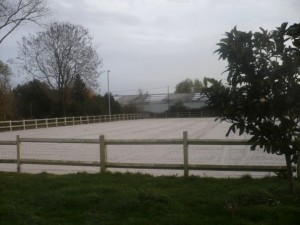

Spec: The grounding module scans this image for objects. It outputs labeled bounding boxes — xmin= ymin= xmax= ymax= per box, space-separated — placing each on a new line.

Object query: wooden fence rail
xmin=0 ymin=114 xmax=145 ymax=132
xmin=0 ymin=131 xmax=298 ymax=177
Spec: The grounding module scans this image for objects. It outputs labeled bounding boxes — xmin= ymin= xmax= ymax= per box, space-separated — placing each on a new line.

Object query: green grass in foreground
xmin=0 ymin=172 xmax=299 ymax=225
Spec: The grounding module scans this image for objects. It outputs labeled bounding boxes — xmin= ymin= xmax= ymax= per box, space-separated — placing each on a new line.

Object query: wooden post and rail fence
xmin=0 ymin=114 xmax=146 ymax=132
xmin=0 ymin=131 xmax=299 ymax=177
xmin=0 ymin=112 xmax=216 ymax=132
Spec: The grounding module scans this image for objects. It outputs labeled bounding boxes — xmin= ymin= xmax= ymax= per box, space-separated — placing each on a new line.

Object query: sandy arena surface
xmin=0 ymin=118 xmax=286 ymax=177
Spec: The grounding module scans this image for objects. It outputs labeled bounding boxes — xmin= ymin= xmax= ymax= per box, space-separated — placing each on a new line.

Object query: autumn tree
xmin=203 ymin=23 xmax=300 ymax=193
xmin=18 ymin=22 xmax=102 ymax=115
xmin=0 ymin=0 xmax=50 ymax=45
xmin=175 ymin=78 xmax=203 ymax=93
xmin=193 ymin=79 xmax=204 ymax=92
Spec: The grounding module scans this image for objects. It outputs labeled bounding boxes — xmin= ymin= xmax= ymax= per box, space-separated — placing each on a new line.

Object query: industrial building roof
xmin=114 ymin=93 xmax=207 ymax=106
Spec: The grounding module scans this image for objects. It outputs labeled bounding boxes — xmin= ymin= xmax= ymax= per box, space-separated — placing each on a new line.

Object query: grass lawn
xmin=0 ymin=172 xmax=299 ymax=225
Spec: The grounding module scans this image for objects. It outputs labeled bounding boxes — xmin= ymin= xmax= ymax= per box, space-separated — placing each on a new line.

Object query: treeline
xmin=0 ymin=1 xmax=113 ymax=120
xmin=1 ymin=75 xmax=122 ymax=121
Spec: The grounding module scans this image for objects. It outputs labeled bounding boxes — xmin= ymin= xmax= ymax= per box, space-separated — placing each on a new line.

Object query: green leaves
xmin=207 ymin=22 xmax=300 ymax=159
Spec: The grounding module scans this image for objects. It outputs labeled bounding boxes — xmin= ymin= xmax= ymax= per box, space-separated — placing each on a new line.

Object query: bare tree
xmin=0 ymin=0 xmax=50 ymax=45
xmin=18 ymin=22 xmax=102 ymax=115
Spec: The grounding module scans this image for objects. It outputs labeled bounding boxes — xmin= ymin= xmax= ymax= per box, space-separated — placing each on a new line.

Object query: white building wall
xmin=143 ymin=101 xmax=206 ymax=113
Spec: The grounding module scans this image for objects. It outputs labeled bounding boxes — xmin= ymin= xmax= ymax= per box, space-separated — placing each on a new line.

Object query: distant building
xmin=114 ymin=93 xmax=207 ymax=113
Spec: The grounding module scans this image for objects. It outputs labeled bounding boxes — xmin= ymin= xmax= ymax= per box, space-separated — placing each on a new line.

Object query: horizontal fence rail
xmin=0 ymin=112 xmax=214 ymax=132
xmin=0 ymin=131 xmax=299 ymax=177
xmin=0 ymin=114 xmax=145 ymax=132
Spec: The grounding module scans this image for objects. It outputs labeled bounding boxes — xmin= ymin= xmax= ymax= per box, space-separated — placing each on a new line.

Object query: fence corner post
xmin=183 ymin=131 xmax=189 ymax=177
xmin=100 ymin=135 xmax=107 ymax=173
xmin=16 ymin=135 xmax=21 ymax=173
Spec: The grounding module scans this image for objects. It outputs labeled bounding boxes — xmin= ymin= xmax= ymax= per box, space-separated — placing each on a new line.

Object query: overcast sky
xmin=0 ymin=0 xmax=299 ymax=95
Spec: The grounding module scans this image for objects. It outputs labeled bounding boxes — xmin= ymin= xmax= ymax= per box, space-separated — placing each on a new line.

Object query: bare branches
xmin=18 ymin=22 xmax=102 ymax=114
xmin=0 ymin=0 xmax=50 ymax=45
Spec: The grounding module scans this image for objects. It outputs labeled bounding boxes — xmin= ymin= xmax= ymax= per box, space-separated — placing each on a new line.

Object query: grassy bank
xmin=0 ymin=172 xmax=299 ymax=225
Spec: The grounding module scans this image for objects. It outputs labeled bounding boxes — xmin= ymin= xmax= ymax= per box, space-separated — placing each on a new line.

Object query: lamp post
xmin=107 ymin=70 xmax=111 ymax=119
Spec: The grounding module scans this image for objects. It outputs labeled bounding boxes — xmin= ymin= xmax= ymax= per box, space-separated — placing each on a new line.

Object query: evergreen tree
xmin=203 ymin=23 xmax=300 ymax=193
xmin=14 ymin=80 xmax=54 ymax=118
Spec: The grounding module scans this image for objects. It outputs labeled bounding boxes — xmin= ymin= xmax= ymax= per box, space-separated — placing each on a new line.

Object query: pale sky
xmin=0 ymin=0 xmax=299 ymax=95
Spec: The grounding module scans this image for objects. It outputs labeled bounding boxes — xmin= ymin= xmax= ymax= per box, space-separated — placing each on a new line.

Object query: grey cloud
xmin=1 ymin=0 xmax=299 ymax=94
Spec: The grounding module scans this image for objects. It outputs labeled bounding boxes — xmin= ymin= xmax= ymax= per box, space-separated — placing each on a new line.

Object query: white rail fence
xmin=0 ymin=131 xmax=298 ymax=177
xmin=0 ymin=114 xmax=145 ymax=132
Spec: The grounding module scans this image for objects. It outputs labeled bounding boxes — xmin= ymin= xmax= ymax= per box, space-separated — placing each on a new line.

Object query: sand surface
xmin=0 ymin=118 xmax=286 ymax=177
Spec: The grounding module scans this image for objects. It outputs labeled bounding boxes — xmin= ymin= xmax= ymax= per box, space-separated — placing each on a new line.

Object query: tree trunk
xmin=284 ymin=153 xmax=295 ymax=194
xmin=59 ymin=88 xmax=66 ymax=117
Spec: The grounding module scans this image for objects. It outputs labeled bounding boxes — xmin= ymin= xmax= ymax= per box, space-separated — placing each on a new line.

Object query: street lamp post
xmin=107 ymin=70 xmax=111 ymax=119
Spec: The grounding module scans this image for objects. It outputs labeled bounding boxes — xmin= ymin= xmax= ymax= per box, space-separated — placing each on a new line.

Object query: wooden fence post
xmin=9 ymin=120 xmax=12 ymax=131
xmin=16 ymin=135 xmax=21 ymax=173
xmin=23 ymin=120 xmax=25 ymax=130
xmin=100 ymin=135 xmax=107 ymax=173
xmin=183 ymin=131 xmax=189 ymax=177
